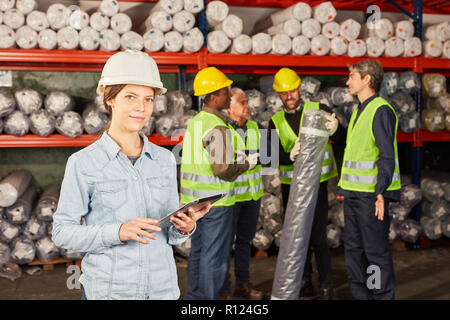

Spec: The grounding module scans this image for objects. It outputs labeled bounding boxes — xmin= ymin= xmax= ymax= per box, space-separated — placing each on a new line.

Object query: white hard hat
xmin=96 ymin=49 xmax=167 ymax=96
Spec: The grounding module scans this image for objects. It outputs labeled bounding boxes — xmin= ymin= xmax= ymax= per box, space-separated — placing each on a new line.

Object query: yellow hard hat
xmin=193 ymin=67 xmax=233 ymax=96
xmin=273 ymin=67 xmax=302 ymax=92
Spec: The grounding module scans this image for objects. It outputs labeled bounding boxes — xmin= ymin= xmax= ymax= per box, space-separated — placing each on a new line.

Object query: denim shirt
xmin=52 ymin=132 xmax=191 ymax=300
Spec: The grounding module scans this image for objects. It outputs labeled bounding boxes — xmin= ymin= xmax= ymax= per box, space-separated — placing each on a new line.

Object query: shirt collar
xmin=100 ymin=131 xmax=157 ymax=160
xmin=228 ymin=118 xmax=247 ymax=129
xmin=202 ymin=106 xmax=228 ymax=123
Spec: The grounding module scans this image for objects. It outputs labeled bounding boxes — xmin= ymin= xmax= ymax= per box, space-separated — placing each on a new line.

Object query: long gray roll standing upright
xmin=271 ymin=109 xmax=329 ymax=300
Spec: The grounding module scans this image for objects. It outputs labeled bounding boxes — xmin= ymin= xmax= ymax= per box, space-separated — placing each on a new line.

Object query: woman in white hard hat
xmin=52 ymin=50 xmax=210 ymax=300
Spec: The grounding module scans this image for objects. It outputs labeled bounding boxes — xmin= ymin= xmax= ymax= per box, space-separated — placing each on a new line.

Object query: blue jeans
xmin=184 ymin=206 xmax=233 ymax=300
xmin=221 ymin=199 xmax=261 ymax=292
xmin=81 ymin=287 xmax=87 ymax=300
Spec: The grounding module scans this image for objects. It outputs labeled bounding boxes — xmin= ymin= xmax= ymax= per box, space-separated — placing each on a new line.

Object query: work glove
xmin=324 ymin=113 xmax=339 ymax=136
xmin=289 ymin=138 xmax=301 ymax=162
xmin=235 ymin=150 xmax=246 ymax=164
xmin=246 ymin=153 xmax=260 ymax=170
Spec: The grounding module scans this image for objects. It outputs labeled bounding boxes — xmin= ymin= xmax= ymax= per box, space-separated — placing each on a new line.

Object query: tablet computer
xmin=158 ymin=193 xmax=227 ymax=227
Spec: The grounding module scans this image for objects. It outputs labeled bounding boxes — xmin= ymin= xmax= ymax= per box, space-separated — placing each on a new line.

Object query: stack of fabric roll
xmin=422 ymin=73 xmax=450 ymax=132
xmin=423 ymin=22 xmax=450 ymax=59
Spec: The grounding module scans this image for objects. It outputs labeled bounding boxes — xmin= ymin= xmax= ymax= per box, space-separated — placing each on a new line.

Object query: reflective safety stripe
xmin=324 ymin=151 xmax=334 ymax=161
xmin=321 ymin=163 xmax=336 ymax=175
xmin=234 ymin=171 xmax=262 ymax=183
xmin=344 ymin=159 xmax=399 ymax=170
xmin=392 ymin=172 xmax=400 ymax=182
xmin=233 ymin=183 xmax=263 ymax=196
xmin=180 ymin=187 xmax=232 ymax=198
xmin=280 ymin=170 xmax=293 ymax=179
xmin=181 ymin=172 xmax=220 ymax=184
xmin=342 ymin=174 xmax=377 ymax=184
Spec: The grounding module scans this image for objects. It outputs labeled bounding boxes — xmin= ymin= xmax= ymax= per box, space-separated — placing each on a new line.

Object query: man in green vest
xmin=220 ymin=87 xmax=265 ymax=300
xmin=268 ymin=67 xmax=344 ymax=299
xmin=181 ymin=67 xmax=259 ymax=300
xmin=336 ymin=60 xmax=400 ymax=300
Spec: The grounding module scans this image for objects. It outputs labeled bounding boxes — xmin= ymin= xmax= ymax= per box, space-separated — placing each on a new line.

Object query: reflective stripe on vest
xmin=272 ymin=101 xmax=338 ymax=185
xmin=338 ymin=97 xmax=401 ymax=193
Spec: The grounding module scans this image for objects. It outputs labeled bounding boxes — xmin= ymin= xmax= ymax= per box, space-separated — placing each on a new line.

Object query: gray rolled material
xmin=100 ymin=0 xmax=120 ymax=17
xmin=398 ymin=111 xmax=420 ymax=133
xmin=16 ymin=0 xmax=37 ymax=15
xmin=0 ymin=218 xmax=21 ymax=243
xmin=334 ymin=106 xmax=349 ymax=128
xmin=421 ymin=216 xmax=442 ymax=240
xmin=322 ymin=21 xmax=339 ymax=39
xmin=389 ymin=221 xmax=399 ymax=243
xmin=173 ymin=10 xmax=195 ymax=33
xmin=302 ymin=18 xmax=321 ymax=39
xmin=207 ymin=30 xmax=231 ymax=53
xmin=429 ymin=200 xmax=449 ymax=220
xmin=10 ymin=236 xmax=35 ymax=264
xmin=60 ymin=248 xmax=84 ymax=260
xmin=366 ymin=36 xmax=385 ymax=57
xmin=328 ymin=87 xmax=354 ymax=106
xmin=99 ymin=29 xmax=120 ymax=51
xmin=381 ymin=72 xmax=399 ymax=96
xmin=164 ymin=30 xmax=183 ymax=52
xmin=38 ymin=29 xmax=57 ymax=50
xmin=330 ymin=36 xmax=348 ymax=56
xmin=399 ymin=71 xmax=420 ymax=95
xmin=291 ymin=35 xmax=310 ymax=55
xmin=82 ymin=105 xmax=109 ymax=135
xmin=44 ymin=91 xmax=74 ymax=116
xmin=395 ymin=20 xmax=414 ymax=40
xmin=46 ymin=3 xmax=69 ymax=30
xmin=441 ymin=215 xmax=450 ymax=238
xmin=69 ymin=10 xmax=89 ymax=31
xmin=56 ymin=111 xmax=84 ymax=138
xmin=271 ymin=110 xmax=329 ymax=300
xmin=231 ymin=34 xmax=252 ymax=54
xmin=329 ymin=203 xmax=344 ymax=228
xmin=300 ymin=77 xmax=321 ymax=97
xmin=46 ymin=221 xmax=52 ymax=237
xmin=0 ymin=89 xmax=16 ymax=117
xmin=246 ymin=89 xmax=266 ymax=118
xmin=273 ymin=229 xmax=283 ymax=247
xmin=266 ymin=19 xmax=301 ymax=38
xmin=0 ymin=242 xmax=10 ymax=266
xmin=404 ymin=37 xmax=422 ymax=57
xmin=183 ymin=27 xmax=204 ymax=53
xmin=0 ymin=0 xmax=14 ymax=11
xmin=143 ymin=10 xmax=172 ymax=33
xmin=314 ymin=92 xmax=333 ymax=109
xmin=272 ymin=33 xmax=292 ymax=55
xmin=206 ymin=0 xmax=228 ymax=28
xmin=422 ymin=178 xmax=444 ymax=202
xmin=0 ymin=169 xmax=32 ymax=208
xmin=434 ymin=93 xmax=450 ymax=113
xmin=348 ymin=39 xmax=366 ymax=57
xmin=140 ymin=117 xmax=156 ymax=136
xmin=4 ymin=110 xmax=29 ymax=136
xmin=313 ymin=1 xmax=337 ymax=24
xmin=397 ymin=219 xmax=421 ymax=243
xmin=57 ymin=26 xmax=79 ymax=50
xmin=422 ymin=108 xmax=445 ymax=132
xmin=385 ymin=37 xmax=404 ymax=57
xmin=35 ymin=236 xmax=60 ymax=262
xmin=214 ymin=14 xmax=243 ymax=40
xmin=400 ymin=184 xmax=422 ymax=208
xmin=300 ymin=91 xmax=313 ymax=102
xmin=26 ymin=10 xmax=49 ymax=32
xmin=3 ymin=8 xmax=25 ymax=30
xmin=423 ymin=74 xmax=446 ymax=98
xmin=90 ymin=12 xmax=110 ymax=32
xmin=252 ymin=32 xmax=271 ymax=54
xmin=388 ymin=202 xmax=410 ymax=222
xmin=168 ymin=90 xmax=193 ymax=112
xmin=94 ymin=94 xmax=108 ymax=114
xmin=340 ymin=18 xmax=361 ymax=42
xmin=36 ymin=183 xmax=60 ymax=222
xmin=0 ymin=25 xmax=15 ymax=48
xmin=110 ymin=12 xmax=132 ymax=35
xmin=29 ymin=109 xmax=56 ymax=136
xmin=391 ymin=91 xmax=415 ymax=114
xmin=263 ymin=212 xmax=282 ymax=235
xmin=143 ymin=28 xmax=164 ymax=52
xmin=155 ymin=115 xmax=175 ymax=137
xmin=15 ymin=25 xmax=38 ymax=49
xmin=79 ymin=26 xmax=100 ymax=51
xmin=120 ymin=31 xmax=144 ymax=51
xmin=181 ymin=109 xmax=197 ymax=129
xmin=14 ymin=88 xmax=42 ymax=115
xmin=5 ymin=184 xmax=37 ymax=225
xmin=261 ymin=193 xmax=282 ymax=218
xmin=326 ymin=224 xmax=342 ymax=248
xmin=0 ymin=261 xmax=22 ymax=281
xmin=23 ymin=216 xmax=47 ymax=240
xmin=152 ymin=94 xmax=168 ymax=116
xmin=184 ymin=0 xmax=204 ymax=14
xmin=252 ymin=228 xmax=273 ymax=251
xmin=265 ymin=92 xmax=283 ymax=114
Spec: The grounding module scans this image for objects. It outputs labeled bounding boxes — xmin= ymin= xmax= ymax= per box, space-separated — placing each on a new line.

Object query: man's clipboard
xmin=158 ymin=193 xmax=226 ymax=228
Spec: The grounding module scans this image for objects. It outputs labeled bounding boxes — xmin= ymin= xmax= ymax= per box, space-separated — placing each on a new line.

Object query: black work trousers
xmin=281 ymin=181 xmax=333 ymax=289
xmin=343 ymin=196 xmax=395 ymax=300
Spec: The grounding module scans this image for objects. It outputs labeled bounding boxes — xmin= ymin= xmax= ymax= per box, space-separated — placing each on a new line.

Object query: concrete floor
xmin=0 ymin=245 xmax=449 ymax=300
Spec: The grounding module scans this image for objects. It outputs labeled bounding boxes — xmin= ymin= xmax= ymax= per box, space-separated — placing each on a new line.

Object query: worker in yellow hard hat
xmin=181 ymin=67 xmax=259 ymax=300
xmin=268 ymin=67 xmax=344 ymax=299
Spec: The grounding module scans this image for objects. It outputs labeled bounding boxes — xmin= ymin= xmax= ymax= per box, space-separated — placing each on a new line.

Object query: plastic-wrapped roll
xmin=321 ymin=21 xmax=339 ymax=39
xmin=442 ymin=215 xmax=450 ymax=238
xmin=399 ymin=71 xmax=420 ymax=95
xmin=143 ymin=28 xmax=164 ymax=52
xmin=423 ymin=74 xmax=446 ymax=98
xmin=206 ymin=0 xmax=228 ymax=28
xmin=152 ymin=94 xmax=168 ymax=116
xmin=364 ymin=18 xmax=394 ymax=40
xmin=38 ymin=29 xmax=57 ymax=50
xmin=57 ymin=26 xmax=79 ymax=50
xmin=36 ymin=184 xmax=60 ymax=222
xmin=252 ymin=228 xmax=273 ymax=251
xmin=46 ymin=3 xmax=70 ymax=30
xmin=313 ymin=1 xmax=336 ymax=24
xmin=430 ymin=200 xmax=450 ymax=220
xmin=0 ymin=0 xmax=14 ymax=11
xmin=15 ymin=25 xmax=38 ymax=49
xmin=348 ymin=39 xmax=366 ymax=57
xmin=261 ymin=193 xmax=281 ymax=217
xmin=422 ymin=108 xmax=445 ymax=132
xmin=14 ymin=88 xmax=42 ymax=115
xmin=252 ymin=32 xmax=271 ymax=54
xmin=340 ymin=19 xmax=361 ymax=42
xmin=0 ymin=261 xmax=22 ymax=280
xmin=35 ymin=236 xmax=60 ymax=262
xmin=4 ymin=110 xmax=29 ymax=136
xmin=44 ymin=91 xmax=74 ymax=116
xmin=300 ymin=91 xmax=313 ymax=102
xmin=271 ymin=33 xmax=292 ymax=55
xmin=0 ymin=25 xmax=15 ymax=49
xmin=385 ymin=36 xmax=404 ymax=57
xmin=391 ymin=91 xmax=415 ymax=114
xmin=425 ymin=22 xmax=450 ymax=42
xmin=265 ymin=92 xmax=283 ymax=114
xmin=246 ymin=89 xmax=266 ymax=118
xmin=110 ymin=12 xmax=132 ymax=35
xmin=214 ymin=14 xmax=242 ymax=40
xmin=94 ymin=94 xmax=108 ymax=114
xmin=3 ymin=8 xmax=25 ymax=30
xmin=421 ymin=216 xmax=442 ymax=240
xmin=399 ymin=111 xmax=420 ymax=133
xmin=140 ymin=117 xmax=156 ymax=136
xmin=183 ymin=27 xmax=204 ymax=53
xmin=263 ymin=212 xmax=282 ymax=235
xmin=26 ymin=10 xmax=49 ymax=32
xmin=443 ymin=40 xmax=450 ymax=59
xmin=261 ymin=167 xmax=281 ymax=196
xmin=301 ymin=18 xmax=320 ymax=39
xmin=0 ymin=169 xmax=31 ymax=208
xmin=79 ymin=26 xmax=100 ymax=50
xmin=267 ymin=19 xmax=301 ymax=38
xmin=300 ymin=77 xmax=321 ymax=97
xmin=446 ymin=113 xmax=450 ymax=131
xmin=181 ymin=109 xmax=198 ymax=129
xmin=395 ymin=20 xmax=414 ymax=40
xmin=229 ymin=34 xmax=250 ymax=55
xmin=328 ymin=87 xmax=354 ymax=106
xmin=310 ymin=34 xmax=330 ymax=56
xmin=120 ymin=31 xmax=143 ymax=51
xmin=424 ymin=40 xmax=443 ymax=58
xmin=60 ymin=248 xmax=84 ymax=260
xmin=314 ymin=92 xmax=333 ymax=109
xmin=150 ymin=0 xmax=183 ymax=15
xmin=68 ymin=9 xmax=89 ymax=31
xmin=388 ymin=202 xmax=410 ymax=222
xmin=100 ymin=0 xmax=120 ymax=17
xmin=404 ymin=37 xmax=422 ymax=57
xmin=421 ymin=178 xmax=444 ymax=202
xmin=291 ymin=35 xmax=310 ymax=55
xmin=389 ymin=221 xmax=399 ymax=243
xmin=274 ymin=229 xmax=283 ymax=247
xmin=366 ymin=36 xmax=385 ymax=57
xmin=0 ymin=218 xmax=20 ymax=243
xmin=381 ymin=72 xmax=399 ymax=96
xmin=29 ymin=109 xmax=56 ymax=137
xmin=56 ymin=111 xmax=84 ymax=138
xmin=397 ymin=219 xmax=421 ymax=243
xmin=99 ymin=29 xmax=120 ymax=51
xmin=82 ymin=105 xmax=109 ymax=135
xmin=164 ymin=30 xmax=183 ymax=52
xmin=326 ymin=224 xmax=341 ymax=248
xmin=167 ymin=90 xmax=192 ymax=112
xmin=10 ymin=236 xmax=35 ymax=265
xmin=143 ymin=11 xmax=172 ymax=33
xmin=5 ymin=185 xmax=37 ymax=225
xmin=173 ymin=10 xmax=195 ymax=34
xmin=329 ymin=203 xmax=344 ymax=228
xmin=207 ymin=30 xmax=231 ymax=53
xmin=0 ymin=242 xmax=10 ymax=266
xmin=16 ymin=0 xmax=37 ymax=15
xmin=90 ymin=12 xmax=109 ymax=32
xmin=155 ymin=115 xmax=175 ymax=137
xmin=184 ymin=0 xmax=204 ymax=14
